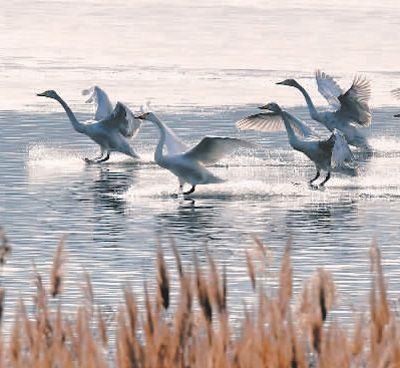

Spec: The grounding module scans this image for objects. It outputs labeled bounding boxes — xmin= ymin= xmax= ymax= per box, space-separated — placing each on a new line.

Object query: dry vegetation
xmin=0 ymin=236 xmax=398 ymax=367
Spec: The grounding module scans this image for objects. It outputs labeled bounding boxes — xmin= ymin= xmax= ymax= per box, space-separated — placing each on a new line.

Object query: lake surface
xmin=1 ymin=0 xmax=400 ymax=332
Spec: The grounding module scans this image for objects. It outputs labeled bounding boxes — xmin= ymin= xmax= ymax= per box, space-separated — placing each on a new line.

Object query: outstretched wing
xmin=99 ymin=102 xmax=142 ymax=138
xmin=331 ymin=129 xmax=354 ymax=167
xmin=391 ymin=88 xmax=400 ymax=100
xmin=236 ymin=112 xmax=283 ymax=132
xmin=315 ymin=70 xmax=343 ymax=109
xmin=82 ymin=86 xmax=114 ymax=121
xmin=184 ymin=137 xmax=253 ymax=164
xmin=335 ymin=74 xmax=371 ymax=126
xmin=236 ymin=111 xmax=317 ymax=139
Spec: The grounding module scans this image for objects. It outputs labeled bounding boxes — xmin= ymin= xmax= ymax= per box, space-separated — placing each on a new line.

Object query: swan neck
xmin=151 ymin=116 xmax=167 ymax=162
xmin=55 ymin=95 xmax=86 ymax=134
xmin=295 ymin=84 xmax=319 ymax=119
xmin=281 ymin=112 xmax=301 ymax=149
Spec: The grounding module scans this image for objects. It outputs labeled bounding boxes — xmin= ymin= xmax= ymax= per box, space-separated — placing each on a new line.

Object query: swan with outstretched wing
xmin=134 ymin=112 xmax=254 ymax=195
xmin=236 ymin=102 xmax=356 ymax=187
xmin=276 ymin=70 xmax=372 ymax=149
xmin=37 ymin=89 xmax=142 ymax=163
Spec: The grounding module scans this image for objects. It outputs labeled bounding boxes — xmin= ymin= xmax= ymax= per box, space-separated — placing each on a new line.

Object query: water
xmin=1 ymin=0 xmax=400 ymax=333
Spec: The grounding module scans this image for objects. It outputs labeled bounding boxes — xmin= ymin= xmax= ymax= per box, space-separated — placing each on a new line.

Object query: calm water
xmin=1 ymin=0 xmax=400 ymax=332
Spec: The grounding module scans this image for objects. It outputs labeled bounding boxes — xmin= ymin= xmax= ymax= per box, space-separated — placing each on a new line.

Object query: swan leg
xmin=319 ymin=172 xmax=331 ymax=187
xmin=84 ymin=153 xmax=104 ymax=164
xmin=183 ymin=185 xmax=196 ymax=195
xmin=309 ymin=170 xmax=320 ymax=185
xmin=85 ymin=148 xmax=108 ymax=164
xmin=95 ymin=152 xmax=110 ymax=163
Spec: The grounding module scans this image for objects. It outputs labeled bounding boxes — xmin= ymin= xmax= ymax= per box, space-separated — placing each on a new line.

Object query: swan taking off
xmin=37 ymin=89 xmax=142 ymax=163
xmin=276 ymin=70 xmax=372 ymax=149
xmin=134 ymin=112 xmax=254 ymax=195
xmin=236 ymin=103 xmax=356 ymax=187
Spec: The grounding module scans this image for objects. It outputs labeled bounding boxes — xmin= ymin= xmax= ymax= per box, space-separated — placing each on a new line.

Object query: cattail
xmin=0 ymin=229 xmax=11 ymax=265
xmin=0 ymin=289 xmax=4 ymax=324
xmin=245 ymin=250 xmax=256 ymax=291
xmin=206 ymin=246 xmax=225 ymax=313
xmin=278 ymin=240 xmax=292 ymax=316
xmin=144 ymin=282 xmax=154 ymax=337
xmin=194 ymin=254 xmax=212 ymax=324
xmin=157 ymin=245 xmax=170 ymax=310
xmin=97 ymin=307 xmax=108 ymax=347
xmin=170 ymin=238 xmax=184 ymax=279
xmin=50 ymin=236 xmax=66 ymax=298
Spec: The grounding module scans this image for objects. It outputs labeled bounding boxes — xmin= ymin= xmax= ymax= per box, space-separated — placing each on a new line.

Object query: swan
xmin=37 ymin=90 xmax=142 ymax=163
xmin=276 ymin=70 xmax=372 ymax=149
xmin=134 ymin=111 xmax=254 ymax=195
xmin=236 ymin=102 xmax=356 ymax=187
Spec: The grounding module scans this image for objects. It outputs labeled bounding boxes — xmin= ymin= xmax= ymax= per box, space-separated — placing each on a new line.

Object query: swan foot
xmin=84 ymin=152 xmax=110 ymax=164
xmin=309 ymin=170 xmax=320 ymax=185
xmin=319 ymin=172 xmax=331 ymax=187
xmin=183 ymin=186 xmax=196 ymax=195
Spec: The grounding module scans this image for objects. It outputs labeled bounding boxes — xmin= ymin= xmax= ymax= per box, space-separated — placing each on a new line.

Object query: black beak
xmin=36 ymin=92 xmax=46 ymax=97
xmin=276 ymin=81 xmax=285 ymax=85
xmin=258 ymin=105 xmax=269 ymax=110
xmin=134 ymin=113 xmax=146 ymax=120
xmin=394 ymin=114 xmax=400 ymax=118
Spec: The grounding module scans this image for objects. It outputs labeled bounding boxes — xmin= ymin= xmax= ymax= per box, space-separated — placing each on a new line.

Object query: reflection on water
xmin=2 ymin=106 xmax=400 ymax=333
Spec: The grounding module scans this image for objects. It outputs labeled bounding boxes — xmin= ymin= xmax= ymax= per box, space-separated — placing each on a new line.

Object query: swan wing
xmin=336 ymin=74 xmax=371 ymax=126
xmin=236 ymin=112 xmax=284 ymax=132
xmin=99 ymin=102 xmax=142 ymax=138
xmin=331 ymin=129 xmax=354 ymax=167
xmin=236 ymin=112 xmax=317 ymax=139
xmin=315 ymin=70 xmax=343 ymax=109
xmin=82 ymin=86 xmax=114 ymax=121
xmin=184 ymin=136 xmax=253 ymax=164
xmin=391 ymin=88 xmax=400 ymax=100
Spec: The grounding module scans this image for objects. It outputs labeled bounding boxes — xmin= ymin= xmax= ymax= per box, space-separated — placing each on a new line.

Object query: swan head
xmin=258 ymin=102 xmax=281 ymax=113
xmin=134 ymin=111 xmax=157 ymax=122
xmin=37 ymin=90 xmax=59 ymax=99
xmin=276 ymin=79 xmax=299 ymax=88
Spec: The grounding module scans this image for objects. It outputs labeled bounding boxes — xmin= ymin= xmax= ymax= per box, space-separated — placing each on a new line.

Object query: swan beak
xmin=258 ymin=105 xmax=269 ymax=110
xmin=36 ymin=92 xmax=46 ymax=97
xmin=276 ymin=81 xmax=285 ymax=85
xmin=134 ymin=112 xmax=148 ymax=120
xmin=394 ymin=113 xmax=400 ymax=118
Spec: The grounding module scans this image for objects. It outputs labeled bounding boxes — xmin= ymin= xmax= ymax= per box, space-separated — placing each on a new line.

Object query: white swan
xmin=236 ymin=102 xmax=356 ymax=187
xmin=37 ymin=90 xmax=141 ymax=163
xmin=82 ymin=85 xmax=114 ymax=121
xmin=134 ymin=112 xmax=253 ymax=195
xmin=276 ymin=70 xmax=372 ymax=149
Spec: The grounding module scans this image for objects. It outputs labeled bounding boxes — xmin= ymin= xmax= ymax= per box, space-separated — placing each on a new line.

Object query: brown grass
xmin=0 ymin=236 xmax=399 ymax=367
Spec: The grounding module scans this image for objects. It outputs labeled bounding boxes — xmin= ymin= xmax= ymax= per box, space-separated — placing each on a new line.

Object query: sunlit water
xmin=1 ymin=0 xmax=400 ymax=336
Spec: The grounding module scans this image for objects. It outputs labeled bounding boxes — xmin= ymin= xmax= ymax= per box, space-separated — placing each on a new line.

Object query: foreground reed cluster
xmin=0 ymin=236 xmax=398 ymax=367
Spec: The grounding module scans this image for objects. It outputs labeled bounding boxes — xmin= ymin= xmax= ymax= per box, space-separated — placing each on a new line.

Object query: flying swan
xmin=236 ymin=102 xmax=356 ymax=187
xmin=134 ymin=111 xmax=254 ymax=195
xmin=276 ymin=70 xmax=372 ymax=149
xmin=37 ymin=89 xmax=142 ymax=163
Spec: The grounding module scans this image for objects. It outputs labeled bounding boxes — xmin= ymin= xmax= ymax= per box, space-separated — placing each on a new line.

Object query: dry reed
xmin=0 ymin=235 xmax=398 ymax=367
